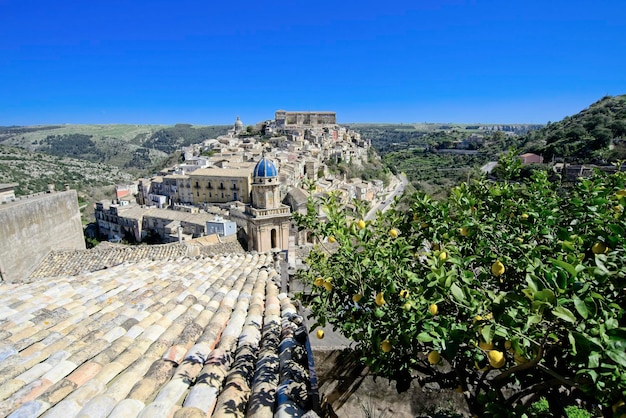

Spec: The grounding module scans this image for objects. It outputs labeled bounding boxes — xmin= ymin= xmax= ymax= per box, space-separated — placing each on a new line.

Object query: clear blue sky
xmin=1 ymin=0 xmax=624 ymax=125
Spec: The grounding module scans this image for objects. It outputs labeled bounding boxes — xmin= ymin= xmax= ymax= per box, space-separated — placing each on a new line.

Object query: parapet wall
xmin=0 ymin=190 xmax=85 ymax=282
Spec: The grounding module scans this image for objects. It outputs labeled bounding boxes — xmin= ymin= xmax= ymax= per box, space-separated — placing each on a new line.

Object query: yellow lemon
xmin=389 ymin=228 xmax=399 ymax=238
xmin=316 ymin=329 xmax=325 ymax=339
xmin=429 ymin=303 xmax=438 ymax=315
xmin=488 ymin=350 xmax=505 ymax=368
xmin=438 ymin=251 xmax=447 ymax=261
xmin=592 ymin=242 xmax=607 ymax=254
xmin=520 ymin=213 xmax=529 ymax=220
xmin=399 ymin=289 xmax=409 ymax=298
xmin=328 ymin=235 xmax=336 ymax=243
xmin=357 ymin=219 xmax=366 ymax=230
xmin=381 ymin=339 xmax=392 ymax=353
xmin=323 ymin=281 xmax=333 ymax=291
xmin=402 ymin=302 xmax=412 ymax=311
xmin=314 ymin=277 xmax=324 ymax=287
xmin=427 ymin=350 xmax=441 ymax=365
xmin=460 ymin=227 xmax=469 ymax=237
xmin=352 ymin=293 xmax=363 ymax=303
xmin=375 ymin=292 xmax=386 ymax=306
xmin=491 ymin=260 xmax=505 ymax=276
xmin=478 ymin=340 xmax=494 ymax=351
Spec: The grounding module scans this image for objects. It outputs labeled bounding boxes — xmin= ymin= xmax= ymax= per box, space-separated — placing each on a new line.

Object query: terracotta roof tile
xmin=0 ymin=254 xmax=319 ymax=417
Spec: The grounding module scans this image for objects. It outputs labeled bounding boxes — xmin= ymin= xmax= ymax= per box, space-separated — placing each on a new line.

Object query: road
xmin=365 ymin=173 xmax=408 ymax=220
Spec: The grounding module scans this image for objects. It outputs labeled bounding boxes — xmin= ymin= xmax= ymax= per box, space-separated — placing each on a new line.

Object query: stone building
xmin=243 ymin=157 xmax=291 ymax=254
xmin=0 ymin=183 xmax=17 ymax=203
xmin=275 ymin=110 xmax=336 ymax=129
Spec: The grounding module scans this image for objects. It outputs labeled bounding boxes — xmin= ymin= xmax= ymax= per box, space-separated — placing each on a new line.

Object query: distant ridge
xmin=521 ymin=94 xmax=626 ymax=162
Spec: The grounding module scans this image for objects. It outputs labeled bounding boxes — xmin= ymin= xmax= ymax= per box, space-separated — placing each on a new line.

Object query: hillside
xmin=348 ymin=123 xmax=542 ymax=196
xmin=521 ymin=94 xmax=626 ymax=162
xmin=0 ymin=144 xmax=135 ymax=197
xmin=0 ymin=124 xmax=230 ymax=174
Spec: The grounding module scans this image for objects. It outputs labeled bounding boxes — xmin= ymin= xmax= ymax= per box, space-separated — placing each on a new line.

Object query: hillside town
xmin=94 ymin=111 xmax=398 ymax=265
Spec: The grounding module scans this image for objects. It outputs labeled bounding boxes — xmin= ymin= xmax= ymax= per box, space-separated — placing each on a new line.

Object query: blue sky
xmin=1 ymin=0 xmax=624 ymax=125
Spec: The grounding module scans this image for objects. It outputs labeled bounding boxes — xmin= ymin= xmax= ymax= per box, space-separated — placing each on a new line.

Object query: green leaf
xmin=588 ymin=352 xmax=600 ymax=368
xmin=573 ymin=295 xmax=589 ymax=319
xmin=450 ymin=283 xmax=465 ymax=303
xmin=607 ymin=349 xmax=626 ymax=367
xmin=552 ymin=306 xmax=577 ymax=323
xmin=481 ymin=324 xmax=493 ymax=344
xmin=417 ymin=332 xmax=434 ymax=342
xmin=549 ymin=258 xmax=578 ymax=277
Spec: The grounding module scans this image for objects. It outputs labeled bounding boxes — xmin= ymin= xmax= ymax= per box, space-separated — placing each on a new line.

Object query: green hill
xmin=521 ymin=94 xmax=626 ymax=162
xmin=0 ymin=124 xmax=230 ymax=174
xmin=0 ymin=144 xmax=135 ymax=196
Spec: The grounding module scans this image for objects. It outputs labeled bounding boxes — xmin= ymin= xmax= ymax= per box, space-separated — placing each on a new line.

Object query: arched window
xmin=271 ymin=228 xmax=278 ymax=248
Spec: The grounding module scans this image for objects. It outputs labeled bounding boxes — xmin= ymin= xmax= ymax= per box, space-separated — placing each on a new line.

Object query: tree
xmin=295 ymin=152 xmax=626 ymax=417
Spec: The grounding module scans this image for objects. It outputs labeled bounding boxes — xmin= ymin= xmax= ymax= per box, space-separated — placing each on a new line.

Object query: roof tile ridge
xmin=247 ymin=276 xmax=281 ymax=417
xmin=211 ymin=271 xmax=267 ymax=417
xmin=176 ymin=269 xmax=253 ymax=415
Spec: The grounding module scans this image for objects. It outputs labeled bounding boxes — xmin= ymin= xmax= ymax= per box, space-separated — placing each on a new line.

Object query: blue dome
xmin=253 ymin=157 xmax=278 ymax=178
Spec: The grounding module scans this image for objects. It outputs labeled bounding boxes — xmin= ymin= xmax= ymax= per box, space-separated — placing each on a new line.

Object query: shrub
xmin=295 ymin=152 xmax=626 ymax=416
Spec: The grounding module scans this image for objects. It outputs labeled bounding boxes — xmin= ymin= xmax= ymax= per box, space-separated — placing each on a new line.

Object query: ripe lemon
xmin=399 ymin=289 xmax=409 ymax=298
xmin=323 ymin=281 xmax=333 ymax=291
xmin=478 ymin=340 xmax=494 ymax=351
xmin=375 ymin=292 xmax=386 ymax=306
xmin=460 ymin=227 xmax=469 ymax=237
xmin=357 ymin=219 xmax=366 ymax=230
xmin=328 ymin=235 xmax=336 ymax=243
xmin=316 ymin=329 xmax=325 ymax=339
xmin=402 ymin=302 xmax=412 ymax=311
xmin=389 ymin=228 xmax=399 ymax=238
xmin=592 ymin=242 xmax=607 ymax=254
xmin=352 ymin=293 xmax=363 ymax=303
xmin=491 ymin=260 xmax=505 ymax=276
xmin=438 ymin=251 xmax=447 ymax=261
xmin=381 ymin=339 xmax=392 ymax=353
xmin=429 ymin=303 xmax=438 ymax=315
xmin=427 ymin=350 xmax=441 ymax=365
xmin=520 ymin=213 xmax=529 ymax=220
xmin=488 ymin=350 xmax=505 ymax=368
xmin=314 ymin=277 xmax=324 ymax=287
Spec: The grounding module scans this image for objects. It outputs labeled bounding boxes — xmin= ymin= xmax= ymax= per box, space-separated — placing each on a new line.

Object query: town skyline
xmin=1 ymin=0 xmax=625 ymax=126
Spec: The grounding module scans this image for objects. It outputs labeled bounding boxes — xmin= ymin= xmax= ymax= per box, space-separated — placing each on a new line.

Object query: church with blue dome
xmin=252 ymin=157 xmax=278 ymax=178
xmin=245 ymin=155 xmax=291 ymax=254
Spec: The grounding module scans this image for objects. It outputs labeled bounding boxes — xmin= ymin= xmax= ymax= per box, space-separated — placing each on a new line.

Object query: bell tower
xmin=245 ymin=156 xmax=291 ymax=254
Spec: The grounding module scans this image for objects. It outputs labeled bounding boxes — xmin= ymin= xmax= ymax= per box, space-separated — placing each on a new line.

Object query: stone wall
xmin=0 ymin=190 xmax=85 ymax=282
xmin=312 ymin=348 xmax=471 ymax=417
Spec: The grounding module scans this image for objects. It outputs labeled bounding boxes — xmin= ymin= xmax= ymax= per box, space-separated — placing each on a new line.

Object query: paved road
xmin=365 ymin=173 xmax=408 ymax=220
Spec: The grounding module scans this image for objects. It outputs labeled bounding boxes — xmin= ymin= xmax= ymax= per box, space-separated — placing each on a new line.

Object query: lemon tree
xmin=295 ymin=152 xmax=626 ymax=417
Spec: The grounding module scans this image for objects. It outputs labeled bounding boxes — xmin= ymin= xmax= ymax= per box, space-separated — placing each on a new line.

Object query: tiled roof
xmin=27 ymin=244 xmax=190 ymax=280
xmin=27 ymin=241 xmax=247 ymax=281
xmin=0 ymin=254 xmax=318 ymax=417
